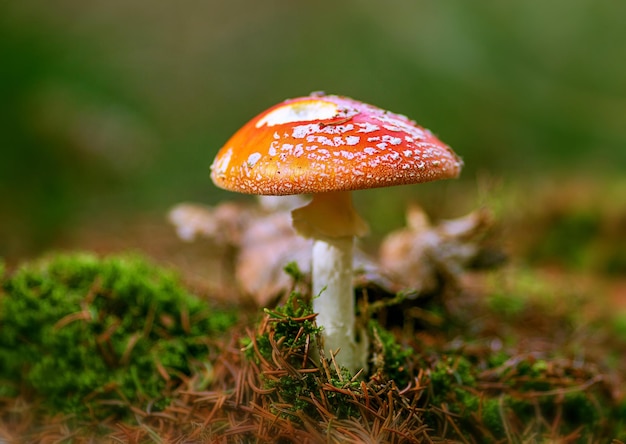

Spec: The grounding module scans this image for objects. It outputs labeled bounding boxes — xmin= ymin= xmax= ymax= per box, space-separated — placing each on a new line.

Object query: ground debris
xmin=379 ymin=204 xmax=499 ymax=296
xmin=168 ymin=199 xmax=502 ymax=306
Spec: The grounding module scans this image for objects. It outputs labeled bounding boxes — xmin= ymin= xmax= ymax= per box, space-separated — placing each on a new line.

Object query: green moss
xmin=481 ymin=397 xmax=506 ymax=438
xmin=562 ymin=391 xmax=599 ymax=429
xmin=248 ymin=289 xmax=317 ymax=409
xmin=615 ymin=399 xmax=626 ymax=441
xmin=421 ymin=350 xmax=623 ymax=440
xmin=429 ymin=355 xmax=476 ymax=394
xmin=368 ymin=320 xmax=412 ymax=387
xmin=426 ymin=354 xmax=479 ymax=430
xmin=283 ymin=261 xmax=305 ymax=283
xmin=264 ymin=371 xmax=319 ymax=418
xmin=251 ymin=290 xmax=321 ymax=363
xmin=514 ymin=359 xmax=553 ymax=391
xmin=246 ymin=286 xmax=375 ymax=422
xmin=244 ymin=262 xmax=318 ymax=362
xmin=0 ymin=252 xmax=237 ymax=419
xmin=487 ymin=351 xmax=510 ymax=368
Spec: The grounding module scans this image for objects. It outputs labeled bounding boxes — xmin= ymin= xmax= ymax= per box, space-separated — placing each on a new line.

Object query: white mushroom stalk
xmin=291 ymin=190 xmax=368 ymax=373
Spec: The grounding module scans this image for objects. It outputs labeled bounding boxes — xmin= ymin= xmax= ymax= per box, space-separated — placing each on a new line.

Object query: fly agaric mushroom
xmin=210 ymin=93 xmax=462 ymax=373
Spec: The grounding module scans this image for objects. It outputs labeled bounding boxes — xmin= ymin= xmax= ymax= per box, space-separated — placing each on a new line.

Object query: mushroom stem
xmin=291 ymin=191 xmax=368 ymax=373
xmin=311 ymin=236 xmax=359 ymax=371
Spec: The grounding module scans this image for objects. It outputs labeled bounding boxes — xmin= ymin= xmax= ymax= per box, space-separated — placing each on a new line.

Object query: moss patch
xmin=0 ymin=252 xmax=236 ymax=419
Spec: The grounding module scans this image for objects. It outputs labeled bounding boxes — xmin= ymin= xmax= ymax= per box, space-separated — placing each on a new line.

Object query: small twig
xmin=180 ymin=305 xmax=190 ymax=335
xmin=53 ymin=310 xmax=92 ymax=330
xmin=119 ymin=332 xmax=142 ymax=366
xmin=143 ymin=303 xmax=157 ymax=338
xmin=499 ymin=394 xmax=514 ymax=444
xmin=246 ymin=369 xmax=275 ymax=395
xmin=330 ymin=350 xmax=344 ymax=384
xmin=519 ymin=374 xmax=603 ymax=399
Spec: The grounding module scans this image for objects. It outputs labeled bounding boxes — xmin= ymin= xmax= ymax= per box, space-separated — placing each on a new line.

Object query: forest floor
xmin=1 ymin=177 xmax=625 ymax=442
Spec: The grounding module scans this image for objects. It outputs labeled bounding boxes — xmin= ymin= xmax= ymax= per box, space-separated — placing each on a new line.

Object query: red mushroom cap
xmin=211 ymin=93 xmax=463 ymax=195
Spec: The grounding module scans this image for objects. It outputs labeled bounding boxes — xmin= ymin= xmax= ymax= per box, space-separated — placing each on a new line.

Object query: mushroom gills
xmin=291 ymin=190 xmax=369 ymax=240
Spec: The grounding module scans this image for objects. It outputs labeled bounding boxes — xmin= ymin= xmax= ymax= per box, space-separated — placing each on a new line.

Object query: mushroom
xmin=210 ymin=93 xmax=462 ymax=373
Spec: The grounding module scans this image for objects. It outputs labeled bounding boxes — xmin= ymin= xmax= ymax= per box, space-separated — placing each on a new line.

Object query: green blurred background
xmin=2 ymin=0 xmax=625 ymax=260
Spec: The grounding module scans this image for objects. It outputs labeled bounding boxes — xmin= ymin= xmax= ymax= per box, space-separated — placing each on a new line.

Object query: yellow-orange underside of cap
xmin=210 ymin=95 xmax=463 ymax=196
